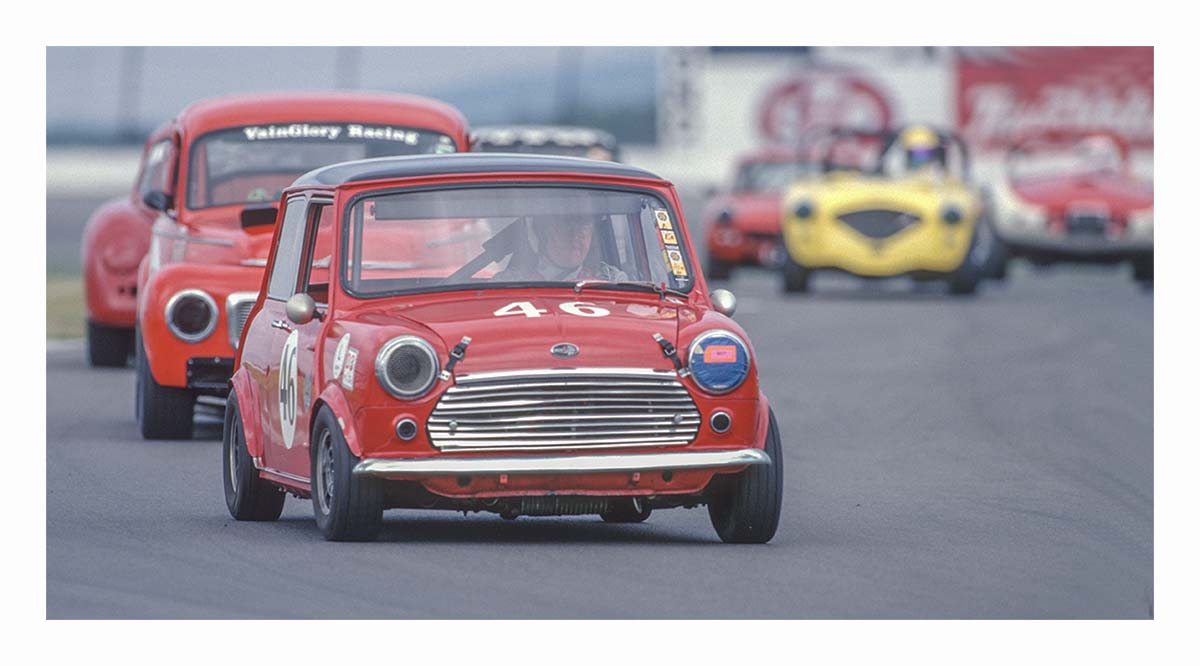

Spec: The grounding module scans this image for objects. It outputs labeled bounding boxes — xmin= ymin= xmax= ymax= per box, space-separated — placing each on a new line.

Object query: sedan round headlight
xmin=165 ymin=289 xmax=217 ymax=343
xmin=375 ymin=336 xmax=439 ymax=399
xmin=687 ymin=329 xmax=751 ymax=394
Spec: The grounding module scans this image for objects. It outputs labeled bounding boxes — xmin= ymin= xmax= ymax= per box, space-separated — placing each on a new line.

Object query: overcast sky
xmin=47 ymin=46 xmax=659 ymax=141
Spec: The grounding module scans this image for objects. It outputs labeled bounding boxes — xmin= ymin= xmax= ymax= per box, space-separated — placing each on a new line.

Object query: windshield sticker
xmin=341 ymin=348 xmax=358 ymax=390
xmin=666 ymin=247 xmax=688 ymax=277
xmin=660 ymin=229 xmax=678 ymax=245
xmin=243 ymin=124 xmax=344 ymax=141
xmin=239 ymin=123 xmax=440 ymax=145
xmin=655 ymin=210 xmax=674 ymax=230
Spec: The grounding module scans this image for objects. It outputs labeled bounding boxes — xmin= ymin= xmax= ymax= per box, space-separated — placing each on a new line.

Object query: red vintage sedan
xmin=223 ymin=153 xmax=784 ymax=542
xmin=703 ymin=146 xmax=817 ymax=279
xmin=130 ymin=92 xmax=470 ymax=439
xmin=990 ymin=130 xmax=1153 ymax=284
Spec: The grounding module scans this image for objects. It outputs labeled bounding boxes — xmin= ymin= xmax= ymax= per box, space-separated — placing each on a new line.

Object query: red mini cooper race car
xmin=134 ymin=92 xmax=469 ymax=440
xmin=223 ymin=153 xmax=783 ymax=543
xmin=702 ymin=146 xmax=816 ymax=279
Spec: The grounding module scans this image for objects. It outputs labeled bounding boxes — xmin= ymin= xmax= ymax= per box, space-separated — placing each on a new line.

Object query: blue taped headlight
xmin=688 ymin=330 xmax=751 ymax=394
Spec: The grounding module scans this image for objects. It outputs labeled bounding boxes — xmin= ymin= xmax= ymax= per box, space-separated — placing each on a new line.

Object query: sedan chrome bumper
xmin=353 ymin=448 xmax=770 ymax=477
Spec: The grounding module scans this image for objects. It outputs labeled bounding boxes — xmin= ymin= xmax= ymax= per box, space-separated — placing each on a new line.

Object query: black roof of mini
xmin=293 ymin=153 xmax=662 ymax=188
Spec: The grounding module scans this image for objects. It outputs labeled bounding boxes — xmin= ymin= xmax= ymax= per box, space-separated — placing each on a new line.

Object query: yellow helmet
xmin=898 ymin=125 xmax=944 ymax=170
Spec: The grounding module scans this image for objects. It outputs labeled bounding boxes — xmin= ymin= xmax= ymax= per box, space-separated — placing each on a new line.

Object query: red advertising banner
xmin=956 ymin=47 xmax=1152 ymax=151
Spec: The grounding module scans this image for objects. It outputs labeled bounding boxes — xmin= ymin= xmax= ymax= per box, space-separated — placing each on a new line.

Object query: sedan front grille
xmin=837 ymin=209 xmax=921 ymax=239
xmin=225 ymin=292 xmax=258 ymax=349
xmin=427 ymin=368 xmax=701 ymax=452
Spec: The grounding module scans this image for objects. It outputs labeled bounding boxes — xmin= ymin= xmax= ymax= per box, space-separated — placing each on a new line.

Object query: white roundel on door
xmin=279 ymin=329 xmax=300 ymax=450
xmin=331 ymin=333 xmax=351 ymax=379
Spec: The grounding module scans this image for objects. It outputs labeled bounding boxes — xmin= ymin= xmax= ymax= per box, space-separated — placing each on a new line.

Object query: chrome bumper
xmin=353 ymin=448 xmax=770 ymax=477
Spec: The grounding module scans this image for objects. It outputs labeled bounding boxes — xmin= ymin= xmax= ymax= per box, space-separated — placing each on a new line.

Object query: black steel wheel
xmin=223 ymin=389 xmax=285 ymax=521
xmin=311 ymin=406 xmax=383 ymax=541
xmin=708 ymin=408 xmax=784 ymax=544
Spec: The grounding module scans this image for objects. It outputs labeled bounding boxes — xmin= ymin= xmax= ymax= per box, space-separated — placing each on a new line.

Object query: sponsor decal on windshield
xmin=240 ymin=123 xmax=441 ymax=145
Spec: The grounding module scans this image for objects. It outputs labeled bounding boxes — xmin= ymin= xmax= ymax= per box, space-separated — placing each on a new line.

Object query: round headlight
xmin=375 ymin=336 xmax=439 ymax=399
xmin=687 ymin=329 xmax=751 ymax=394
xmin=165 ymin=289 xmax=217 ymax=343
xmin=794 ymin=201 xmax=814 ymax=219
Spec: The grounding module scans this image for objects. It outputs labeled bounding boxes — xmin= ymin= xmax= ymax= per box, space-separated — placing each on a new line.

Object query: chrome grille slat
xmin=435 ymin=396 xmax=696 ymax=410
xmin=428 ymin=368 xmax=700 ymax=452
xmin=429 ymin=413 xmax=699 ymax=425
xmin=225 ymin=291 xmax=258 ymax=350
xmin=440 ymin=388 xmax=689 ymax=400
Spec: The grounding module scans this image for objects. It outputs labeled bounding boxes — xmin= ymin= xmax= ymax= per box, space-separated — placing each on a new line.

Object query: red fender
xmin=230 ymin=369 xmax=264 ymax=460
xmin=753 ymin=391 xmax=772 ymax=449
xmin=312 ymin=384 xmax=363 ymax=458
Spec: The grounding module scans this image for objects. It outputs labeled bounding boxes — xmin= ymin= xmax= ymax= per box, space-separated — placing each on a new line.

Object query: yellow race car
xmin=779 ymin=126 xmax=991 ymax=295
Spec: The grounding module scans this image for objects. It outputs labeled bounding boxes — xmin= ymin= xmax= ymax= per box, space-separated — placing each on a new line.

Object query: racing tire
xmin=223 ymin=389 xmax=285 ymax=521
xmin=311 ymin=406 xmax=383 ymax=542
xmin=600 ymin=497 xmax=652 ymax=523
xmin=781 ymin=255 xmax=810 ymax=293
xmin=135 ymin=333 xmax=195 ymax=440
xmin=1132 ymin=256 xmax=1153 ymax=286
xmin=707 ymin=408 xmax=784 ymax=544
xmin=87 ymin=320 xmax=133 ymax=367
xmin=705 ymin=255 xmax=733 ymax=281
xmin=946 ymin=230 xmax=983 ymax=296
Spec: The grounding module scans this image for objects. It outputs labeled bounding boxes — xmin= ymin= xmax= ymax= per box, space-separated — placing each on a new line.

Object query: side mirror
xmin=142 ymin=190 xmax=174 ymax=212
xmin=241 ymin=204 xmax=279 ymax=230
xmin=285 ymin=293 xmax=322 ymax=325
xmin=710 ymin=289 xmax=737 ymax=316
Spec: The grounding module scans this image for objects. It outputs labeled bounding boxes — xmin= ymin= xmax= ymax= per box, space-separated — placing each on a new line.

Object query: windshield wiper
xmin=574 ymin=279 xmax=687 ymax=300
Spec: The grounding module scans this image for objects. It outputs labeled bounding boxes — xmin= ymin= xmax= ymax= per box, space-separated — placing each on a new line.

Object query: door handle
xmin=271 ymin=319 xmax=292 ymax=332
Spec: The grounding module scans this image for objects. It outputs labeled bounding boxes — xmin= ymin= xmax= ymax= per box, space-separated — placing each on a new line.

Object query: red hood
xmin=346 ymin=290 xmax=699 ymax=374
xmin=177 ymin=206 xmax=277 ymax=266
xmin=1010 ymin=174 xmax=1153 ymax=213
xmin=707 ymin=192 xmax=784 ymax=234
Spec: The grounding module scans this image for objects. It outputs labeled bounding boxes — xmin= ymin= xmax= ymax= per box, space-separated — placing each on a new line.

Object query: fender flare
xmin=312 ymin=384 xmax=363 ymax=458
xmin=229 ymin=369 xmax=264 ymax=460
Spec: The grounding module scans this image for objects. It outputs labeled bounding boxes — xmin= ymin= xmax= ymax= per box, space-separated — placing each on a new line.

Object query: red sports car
xmin=703 ymin=146 xmax=817 ymax=279
xmin=132 ymin=91 xmax=470 ymax=439
xmin=223 ymin=153 xmax=783 ymax=543
xmin=989 ymin=130 xmax=1153 ymax=284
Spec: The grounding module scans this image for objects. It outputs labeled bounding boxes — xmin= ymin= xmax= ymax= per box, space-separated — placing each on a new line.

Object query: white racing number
xmin=493 ymin=301 xmax=610 ymax=318
xmin=278 ymin=330 xmax=299 ymax=450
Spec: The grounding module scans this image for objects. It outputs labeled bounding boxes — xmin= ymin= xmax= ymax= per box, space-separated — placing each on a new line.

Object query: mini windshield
xmin=342 ymin=186 xmax=694 ymax=297
xmin=187 ymin=123 xmax=457 ymax=209
xmin=735 ymin=160 xmax=816 ymax=192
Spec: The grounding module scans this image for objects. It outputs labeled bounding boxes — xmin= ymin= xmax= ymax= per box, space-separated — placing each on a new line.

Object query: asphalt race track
xmin=46 ymin=262 xmax=1153 ymax=618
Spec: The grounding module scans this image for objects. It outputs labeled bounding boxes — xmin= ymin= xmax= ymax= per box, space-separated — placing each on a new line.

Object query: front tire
xmin=946 ymin=228 xmax=983 ymax=296
xmin=87 ymin=320 xmax=133 ymax=367
xmin=1132 ymin=255 xmax=1153 ymax=285
xmin=223 ymin=389 xmax=285 ymax=521
xmin=600 ymin=497 xmax=652 ymax=523
xmin=311 ymin=406 xmax=383 ymax=541
xmin=135 ymin=333 xmax=195 ymax=440
xmin=781 ymin=254 xmax=810 ymax=293
xmin=708 ymin=408 xmax=784 ymax=544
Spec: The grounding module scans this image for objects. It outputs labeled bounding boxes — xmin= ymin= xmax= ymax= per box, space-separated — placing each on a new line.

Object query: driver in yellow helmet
xmin=899 ymin=125 xmax=947 ymax=175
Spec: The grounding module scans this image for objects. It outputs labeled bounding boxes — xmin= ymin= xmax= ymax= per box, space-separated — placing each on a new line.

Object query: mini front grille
xmin=225 ymin=292 xmax=258 ymax=350
xmin=427 ymin=368 xmax=701 ymax=452
xmin=837 ymin=209 xmax=921 ymax=239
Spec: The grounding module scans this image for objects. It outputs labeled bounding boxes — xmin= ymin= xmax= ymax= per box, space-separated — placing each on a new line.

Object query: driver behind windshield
xmin=498 ymin=215 xmax=628 ymax=282
xmin=900 ymin=125 xmax=947 ymax=175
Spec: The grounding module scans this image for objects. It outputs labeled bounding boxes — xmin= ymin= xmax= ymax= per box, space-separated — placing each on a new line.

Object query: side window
xmin=301 ymin=203 xmax=333 ymax=304
xmin=137 ymin=140 xmax=174 ymax=197
xmin=266 ymin=197 xmax=309 ymax=301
